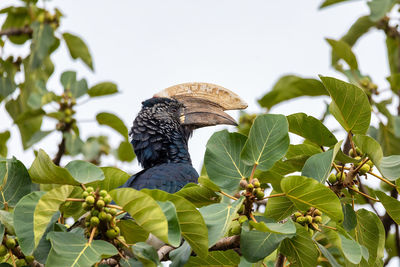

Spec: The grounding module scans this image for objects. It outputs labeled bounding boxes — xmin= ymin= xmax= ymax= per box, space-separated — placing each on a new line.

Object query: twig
xmin=368 ymin=171 xmax=397 ymax=187
xmin=106 ymin=204 xmax=123 ymax=210
xmin=88 ymin=227 xmax=97 ymax=244
xmin=347 ymin=132 xmax=356 ymax=155
xmin=53 ymin=137 xmax=66 ymax=166
xmin=353 ymin=157 xmax=369 ymax=173
xmin=210 ymin=235 xmax=240 ymax=251
xmin=157 ymin=245 xmax=175 ymax=261
xmin=249 ymin=163 xmax=258 ymax=183
xmin=348 ymin=187 xmax=380 ymax=201
xmin=81 ymin=184 xmax=87 ymax=191
xmin=219 ymin=191 xmax=238 ymax=200
xmin=65 ymin=198 xmax=84 ymax=202
xmin=319 ymin=224 xmax=337 ymax=231
xmin=332 ymin=162 xmax=340 ymax=173
xmin=9 ymin=249 xmax=16 ymax=267
xmin=249 ymin=213 xmax=258 ymax=223
xmin=262 ymin=193 xmax=286 ymax=199
xmin=117 ymin=237 xmax=129 ymax=248
xmin=275 ymin=253 xmax=285 ymax=267
xmin=0 ymin=26 xmax=33 ymax=37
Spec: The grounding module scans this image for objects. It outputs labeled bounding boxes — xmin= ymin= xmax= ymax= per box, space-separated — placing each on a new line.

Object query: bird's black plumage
xmin=120 ymin=97 xmax=198 ymax=193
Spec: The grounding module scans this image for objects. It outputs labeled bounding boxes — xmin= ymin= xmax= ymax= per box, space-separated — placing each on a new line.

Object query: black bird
xmin=120 ymin=82 xmax=247 ymax=193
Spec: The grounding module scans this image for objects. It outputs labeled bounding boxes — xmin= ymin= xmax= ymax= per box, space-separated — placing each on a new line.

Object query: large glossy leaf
xmin=281 ymin=176 xmax=343 ymax=222
xmin=64 ymin=132 xmax=84 ymax=156
xmin=339 ymin=234 xmax=362 ymax=264
xmin=258 ymin=75 xmax=327 ymax=109
xmin=117 ymin=220 xmax=149 ymax=244
xmin=317 ymin=243 xmax=341 ymax=267
xmin=46 ymin=232 xmax=118 ymax=266
xmin=378 ymin=123 xmax=400 ymax=156
xmin=199 ymin=197 xmax=244 ymax=247
xmin=0 ymin=158 xmax=32 ymax=208
xmin=60 ymin=71 xmax=88 ymax=99
xmin=64 ymin=160 xmax=105 ymax=184
xmin=240 ymin=217 xmax=295 ymax=263
xmin=142 ymin=189 xmax=209 ymax=258
xmin=205 ymin=130 xmax=251 ymax=194
xmin=0 ymin=131 xmax=10 ymax=157
xmin=280 ymin=224 xmax=319 ymax=267
xmin=320 ymin=76 xmax=371 ymax=134
xmin=96 ymin=112 xmax=129 ymax=140
xmin=264 ymin=190 xmax=295 ymax=221
xmin=301 ymin=141 xmax=342 ymax=182
xmin=33 ymin=212 xmax=60 ymax=264
xmin=131 ymin=242 xmax=160 ymax=266
xmin=158 ymin=201 xmax=181 ymax=247
xmin=88 ymin=82 xmax=118 ymax=97
xmin=175 ymin=183 xmax=220 ymax=208
xmin=287 ymin=113 xmax=337 ymax=146
xmin=375 ymin=191 xmax=400 ymax=224
xmin=241 ymin=114 xmax=289 ymax=171
xmin=326 ymin=38 xmax=358 ymax=69
xmin=117 ymin=141 xmax=135 ymax=162
xmin=353 ymin=209 xmax=385 ymax=265
xmin=368 ymin=0 xmax=397 ymax=22
xmin=0 ymin=210 xmax=14 ymax=235
xmin=13 ymin=191 xmax=45 ymax=255
xmin=353 ymin=134 xmax=383 ymax=165
xmin=29 ymin=149 xmax=79 ymax=185
xmin=170 ymin=241 xmax=191 ymax=267
xmin=342 ymin=203 xmax=357 ymax=231
xmin=88 ymin=167 xmax=130 ymax=191
xmin=249 ymin=218 xmax=296 ymax=235
xmin=29 ymin=22 xmax=55 ymax=69
xmin=185 ymin=250 xmax=240 ymax=266
xmin=33 ymin=185 xmax=74 ymax=248
xmin=379 ymin=155 xmax=400 ymax=181
xmin=63 ymin=32 xmax=93 ymax=70
xmin=109 ymin=188 xmax=169 ymax=243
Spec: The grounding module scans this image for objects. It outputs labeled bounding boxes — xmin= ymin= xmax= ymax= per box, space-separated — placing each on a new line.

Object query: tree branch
xmin=0 ymin=26 xmax=33 ymax=37
xmin=53 ymin=137 xmax=66 ymax=166
xmin=157 ymin=245 xmax=175 ymax=261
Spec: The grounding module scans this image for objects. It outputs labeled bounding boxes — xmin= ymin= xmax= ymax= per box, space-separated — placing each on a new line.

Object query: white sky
xmin=0 ymin=0 xmax=398 ymax=266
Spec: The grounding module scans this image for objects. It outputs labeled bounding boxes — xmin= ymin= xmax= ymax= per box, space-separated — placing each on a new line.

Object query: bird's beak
xmin=154 ymin=82 xmax=247 ymax=128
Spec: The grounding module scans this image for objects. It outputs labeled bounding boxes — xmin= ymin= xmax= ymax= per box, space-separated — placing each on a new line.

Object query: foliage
xmin=0 ymin=0 xmax=399 ymax=266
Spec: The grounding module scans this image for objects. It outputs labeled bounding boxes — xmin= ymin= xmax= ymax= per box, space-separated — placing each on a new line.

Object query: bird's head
xmin=131 ymin=83 xmax=247 ymax=168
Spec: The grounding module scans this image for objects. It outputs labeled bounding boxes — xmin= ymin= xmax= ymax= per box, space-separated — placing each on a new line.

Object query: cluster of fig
xmin=0 ymin=235 xmax=34 ymax=266
xmin=82 ymin=187 xmax=120 ymax=240
xmin=359 ymin=77 xmax=378 ymax=95
xmin=228 ymin=215 xmax=248 ymax=236
xmin=293 ymin=208 xmax=322 ymax=235
xmin=240 ymin=178 xmax=265 ymax=200
xmin=56 ymin=90 xmax=76 ymax=131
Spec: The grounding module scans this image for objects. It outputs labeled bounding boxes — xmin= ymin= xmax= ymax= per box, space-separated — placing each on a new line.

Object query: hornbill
xmin=120 ymin=82 xmax=247 ymax=193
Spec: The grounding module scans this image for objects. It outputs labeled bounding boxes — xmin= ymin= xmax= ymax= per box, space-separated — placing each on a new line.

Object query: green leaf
xmin=88 ymin=82 xmax=118 ymax=97
xmin=0 ymin=210 xmax=14 ymax=235
xmin=326 ymin=38 xmax=358 ymax=69
xmin=287 ymin=113 xmax=337 ymax=146
xmin=158 ymin=201 xmax=181 ymax=247
xmin=258 ymin=75 xmax=327 ymax=109
xmin=316 ymin=243 xmax=341 ymax=267
xmin=281 ymin=176 xmax=343 ymax=222
xmin=64 ymin=160 xmax=105 ymax=184
xmin=143 ymin=190 xmax=209 ymax=258
xmin=96 ymin=112 xmax=129 ymax=140
xmin=29 ymin=149 xmax=79 ymax=185
xmin=342 ymin=203 xmax=357 ymax=231
xmin=0 ymin=158 xmax=32 ymax=209
xmin=353 ymin=209 xmax=385 ymax=265
xmin=341 ymin=16 xmax=375 ymax=47
xmin=170 ymin=241 xmax=191 ymax=267
xmin=63 ymin=32 xmax=93 ymax=70
xmin=379 ymin=155 xmax=400 ymax=181
xmin=13 ymin=191 xmax=45 ymax=255
xmin=375 ymin=191 xmax=400 ymax=224
xmin=1 ymin=7 xmax=31 ymax=44
xmin=241 ymin=114 xmax=289 ymax=171
xmin=249 ymin=218 xmax=296 ymax=235
xmin=33 ymin=185 xmax=74 ymax=248
xmin=117 ymin=219 xmax=149 ymax=244
xmin=240 ymin=217 xmax=295 ymax=263
xmin=367 ymin=0 xmax=397 ymax=22
xmin=199 ymin=197 xmax=244 ymax=247
xmin=386 ymin=36 xmax=400 ymax=76
xmin=109 ymin=188 xmax=169 ymax=243
xmin=29 ymin=22 xmax=55 ymax=69
xmin=198 ymin=176 xmax=221 ymax=192
xmin=25 ymin=130 xmax=52 ymax=148
xmin=320 ymin=76 xmax=371 ymax=134
xmin=339 ymin=234 xmax=362 ymax=264
xmin=319 ymin=0 xmax=352 ymax=8
xmin=353 ymin=134 xmax=383 ymax=166
xmin=0 ymin=131 xmax=10 ymax=158
xmin=88 ymin=167 xmax=130 ymax=191
xmin=301 ymin=141 xmax=342 ymax=182
xmin=205 ymin=130 xmax=251 ymax=194
xmin=280 ymin=224 xmax=319 ymax=267
xmin=64 ymin=132 xmax=84 ymax=156
xmin=185 ymin=250 xmax=240 ymax=266
xmin=46 ymin=232 xmax=118 ymax=266
xmin=378 ymin=123 xmax=400 ymax=156
xmin=132 ymin=242 xmax=160 ymax=266
xmin=265 ymin=190 xmax=295 ymax=221
xmin=175 ymin=183 xmax=221 ymax=208
xmin=117 ymin=141 xmax=135 ymax=162
xmin=60 ymin=71 xmax=88 ymax=99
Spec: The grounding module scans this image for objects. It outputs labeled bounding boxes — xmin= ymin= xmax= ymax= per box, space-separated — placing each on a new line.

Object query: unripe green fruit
xmin=90 ymin=216 xmax=100 ymax=226
xmin=230 ymin=224 xmax=241 ymax=235
xmin=99 ymin=190 xmax=108 ymax=197
xmin=354 ymin=156 xmax=362 ymax=166
xmin=65 ymin=108 xmax=72 ymax=116
xmin=238 ymin=215 xmax=248 ymax=224
xmin=239 ymin=179 xmax=248 ymax=189
xmin=252 ymin=178 xmax=260 ymax=188
xmin=358 ymin=164 xmax=370 ymax=175
xmin=294 ymin=212 xmax=302 ymax=217
xmin=356 ymin=147 xmax=362 ymax=156
xmin=328 ymin=173 xmax=337 ymax=184
xmin=86 ymin=187 xmax=94 ymax=193
xmin=114 ymin=226 xmax=120 ymax=235
xmin=103 ymin=195 xmax=112 ymax=204
xmin=109 ymin=208 xmax=117 ymax=216
xmin=366 ymin=160 xmax=374 ymax=168
xmin=82 ymin=202 xmax=91 ymax=211
xmin=5 ymin=238 xmax=16 ymax=249
xmin=82 ymin=191 xmax=89 ymax=198
xmin=85 ymin=215 xmax=91 ymax=222
xmin=16 ymin=259 xmax=27 ymax=267
xmin=85 ymin=195 xmax=95 ymax=205
xmin=106 ymin=229 xmax=118 ymax=239
xmin=308 ymin=228 xmax=314 ymax=236
xmin=313 ymin=216 xmax=322 ymax=223
xmin=0 ymin=245 xmax=7 ymax=257
xmin=99 ymin=211 xmax=108 ymax=221
xmin=296 ymin=217 xmax=305 ymax=224
xmin=237 ymin=205 xmax=244 ymax=214
xmin=65 ymin=117 xmax=72 ymax=123
xmin=314 ymin=209 xmax=322 ymax=216
xmin=67 ymin=92 xmax=72 ymax=98
xmin=255 ymin=191 xmax=265 ymax=200
xmin=96 ymin=200 xmax=105 ymax=209
xmin=25 ymin=255 xmax=35 ymax=264
xmin=106 ymin=214 xmax=113 ymax=222
xmin=246 ymin=184 xmax=254 ymax=191
xmin=91 ymin=209 xmax=99 ymax=217
xmin=305 ymin=215 xmax=313 ymax=224
xmin=336 ymin=172 xmax=346 ymax=181
xmin=349 ymin=148 xmax=357 ymax=157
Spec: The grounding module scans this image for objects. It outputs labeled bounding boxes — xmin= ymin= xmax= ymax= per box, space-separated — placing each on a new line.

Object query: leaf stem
xmin=106 ymin=204 xmax=123 ymax=210
xmin=88 ymin=227 xmax=97 ymax=244
xmin=332 ymin=162 xmax=341 ymax=173
xmin=81 ymin=184 xmax=87 ymax=191
xmin=117 ymin=237 xmax=129 ymax=248
xmin=249 ymin=163 xmax=258 ymax=183
xmin=219 ymin=191 xmax=238 ymax=200
xmin=319 ymin=224 xmax=337 ymax=231
xmin=348 ymin=187 xmax=380 ymax=202
xmin=65 ymin=198 xmax=85 ymax=202
xmin=249 ymin=213 xmax=258 ymax=223
xmin=368 ymin=171 xmax=397 ymax=188
xmin=348 ymin=132 xmax=357 ymax=154
xmin=262 ymin=193 xmax=286 ymax=199
xmin=9 ymin=249 xmax=15 ymax=267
